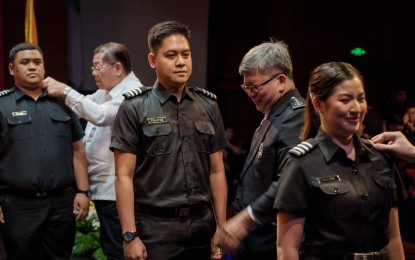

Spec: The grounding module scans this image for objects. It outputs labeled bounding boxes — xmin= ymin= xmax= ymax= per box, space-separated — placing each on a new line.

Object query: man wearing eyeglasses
xmin=43 ymin=42 xmax=142 ymax=260
xmin=213 ymin=40 xmax=305 ymax=259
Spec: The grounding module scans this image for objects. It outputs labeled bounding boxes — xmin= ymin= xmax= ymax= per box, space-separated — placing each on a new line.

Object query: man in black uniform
xmin=110 ymin=21 xmax=228 ymax=260
xmin=0 ymin=43 xmax=90 ymax=259
xmin=214 ymin=40 xmax=305 ymax=259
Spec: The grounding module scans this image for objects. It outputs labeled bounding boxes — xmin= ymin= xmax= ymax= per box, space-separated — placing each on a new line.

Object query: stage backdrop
xmin=74 ymin=0 xmax=209 ymax=91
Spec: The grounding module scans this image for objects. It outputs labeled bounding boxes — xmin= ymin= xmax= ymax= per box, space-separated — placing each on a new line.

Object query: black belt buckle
xmin=353 ymin=251 xmax=384 ymax=260
xmin=176 ymin=207 xmax=191 ymax=217
xmin=35 ymin=192 xmax=48 ymax=197
xmin=353 ymin=253 xmax=373 ymax=260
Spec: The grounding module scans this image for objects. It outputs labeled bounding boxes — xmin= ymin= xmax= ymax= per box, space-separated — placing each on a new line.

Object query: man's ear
xmin=115 ymin=62 xmax=123 ymax=75
xmin=148 ymin=53 xmax=156 ymax=68
xmin=277 ymin=74 xmax=287 ymax=93
xmin=8 ymin=63 xmax=14 ymax=75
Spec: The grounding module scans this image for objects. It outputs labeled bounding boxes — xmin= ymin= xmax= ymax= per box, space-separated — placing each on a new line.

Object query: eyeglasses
xmin=91 ymin=63 xmax=116 ymax=73
xmin=240 ymin=72 xmax=285 ymax=94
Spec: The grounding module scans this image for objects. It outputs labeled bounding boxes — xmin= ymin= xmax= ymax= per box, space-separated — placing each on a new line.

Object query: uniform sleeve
xmin=273 ymin=155 xmax=310 ymax=217
xmin=391 ymin=162 xmax=409 ymax=206
xmin=68 ymin=107 xmax=85 ymax=142
xmin=209 ymin=102 xmax=229 ymax=153
xmin=249 ymin=107 xmax=304 ymax=223
xmin=110 ymin=100 xmax=140 ymax=154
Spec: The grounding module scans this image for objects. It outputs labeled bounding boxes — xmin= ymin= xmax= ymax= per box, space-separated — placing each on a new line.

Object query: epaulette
xmin=290 ymin=96 xmax=305 ymax=110
xmin=123 ymin=86 xmax=152 ymax=99
xmin=289 ymin=138 xmax=318 ymax=157
xmin=190 ymin=86 xmax=217 ymax=100
xmin=0 ymin=88 xmax=14 ymax=98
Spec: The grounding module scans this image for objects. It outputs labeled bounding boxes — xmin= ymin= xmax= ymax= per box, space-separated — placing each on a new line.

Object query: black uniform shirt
xmin=275 ymin=128 xmax=405 ymax=253
xmin=0 ymin=87 xmax=84 ymax=193
xmin=235 ymin=88 xmax=305 ymax=220
xmin=110 ymin=82 xmax=228 ymax=207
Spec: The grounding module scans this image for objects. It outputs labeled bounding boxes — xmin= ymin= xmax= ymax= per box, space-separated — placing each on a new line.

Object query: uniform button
xmin=352 ymin=169 xmax=358 ymax=175
xmin=363 ymin=224 xmax=368 ymax=229
xmin=387 ymin=183 xmax=393 ymax=188
xmin=361 ymin=195 xmax=368 ymax=200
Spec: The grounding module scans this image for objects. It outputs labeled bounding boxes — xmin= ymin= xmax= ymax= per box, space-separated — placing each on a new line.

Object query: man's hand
xmin=42 ymin=77 xmax=68 ymax=97
xmin=211 ymin=235 xmax=224 ymax=259
xmin=371 ymin=131 xmax=415 ymax=163
xmin=213 ymin=209 xmax=254 ymax=253
xmin=73 ymin=193 xmax=90 ymax=221
xmin=123 ymin=237 xmax=148 ymax=260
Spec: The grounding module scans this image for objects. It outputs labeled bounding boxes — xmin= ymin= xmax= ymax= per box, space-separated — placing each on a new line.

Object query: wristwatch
xmin=76 ymin=189 xmax=91 ymax=198
xmin=122 ymin=231 xmax=138 ymax=243
xmin=63 ymin=86 xmax=72 ymax=98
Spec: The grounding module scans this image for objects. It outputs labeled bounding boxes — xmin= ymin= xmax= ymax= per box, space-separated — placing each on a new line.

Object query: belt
xmin=303 ymin=247 xmax=387 ymax=260
xmin=2 ymin=187 xmax=73 ymax=199
xmin=135 ymin=203 xmax=209 ymax=217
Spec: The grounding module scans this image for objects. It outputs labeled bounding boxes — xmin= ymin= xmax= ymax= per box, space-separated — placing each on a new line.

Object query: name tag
xmin=145 ymin=117 xmax=168 ymax=125
xmin=12 ymin=111 xmax=27 ymax=116
xmin=316 ymin=175 xmax=341 ymax=184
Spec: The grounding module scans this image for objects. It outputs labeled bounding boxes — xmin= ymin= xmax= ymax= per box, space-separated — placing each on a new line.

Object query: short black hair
xmin=147 ymin=21 xmax=190 ymax=54
xmin=9 ymin=43 xmax=43 ymax=63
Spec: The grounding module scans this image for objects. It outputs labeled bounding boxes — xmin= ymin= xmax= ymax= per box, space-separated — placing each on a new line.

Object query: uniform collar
xmin=14 ymin=86 xmax=47 ymax=101
xmin=316 ymin=127 xmax=372 ymax=162
xmin=153 ymin=80 xmax=194 ymax=104
xmin=267 ymin=88 xmax=302 ymax=119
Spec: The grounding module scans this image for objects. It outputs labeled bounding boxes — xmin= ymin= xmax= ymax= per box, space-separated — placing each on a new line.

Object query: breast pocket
xmin=313 ymin=180 xmax=353 ymax=219
xmin=195 ymin=121 xmax=215 ymax=153
xmin=49 ymin=113 xmax=71 ymax=136
xmin=143 ymin=123 xmax=173 ymax=156
xmin=7 ymin=114 xmax=33 ymax=140
xmin=371 ymin=174 xmax=396 ymax=209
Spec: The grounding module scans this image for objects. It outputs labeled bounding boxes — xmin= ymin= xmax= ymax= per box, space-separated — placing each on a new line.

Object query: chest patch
xmin=12 ymin=111 xmax=28 ymax=116
xmin=145 ymin=117 xmax=168 ymax=125
xmin=316 ymin=175 xmax=341 ymax=184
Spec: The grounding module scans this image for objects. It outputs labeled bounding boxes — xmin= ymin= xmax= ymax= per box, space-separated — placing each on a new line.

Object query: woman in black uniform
xmin=274 ymin=62 xmax=406 ymax=260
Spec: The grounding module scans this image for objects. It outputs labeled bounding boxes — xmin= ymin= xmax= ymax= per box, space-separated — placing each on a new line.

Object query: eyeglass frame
xmin=240 ymin=72 xmax=285 ymax=93
xmin=91 ymin=62 xmax=116 ymax=73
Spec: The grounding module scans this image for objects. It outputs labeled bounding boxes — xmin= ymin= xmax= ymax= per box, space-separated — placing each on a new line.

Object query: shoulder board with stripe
xmin=289 ymin=138 xmax=318 ymax=157
xmin=290 ymin=96 xmax=305 ymax=110
xmin=190 ymin=86 xmax=217 ymax=100
xmin=123 ymin=86 xmax=152 ymax=99
xmin=0 ymin=88 xmax=14 ymax=98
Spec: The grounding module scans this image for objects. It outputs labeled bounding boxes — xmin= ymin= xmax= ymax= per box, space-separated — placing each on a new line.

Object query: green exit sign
xmin=350 ymin=47 xmax=366 ymax=57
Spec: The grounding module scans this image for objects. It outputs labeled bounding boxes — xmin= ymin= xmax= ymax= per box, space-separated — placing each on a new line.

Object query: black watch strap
xmin=76 ymin=189 xmax=90 ymax=198
xmin=123 ymin=231 xmax=138 ymax=243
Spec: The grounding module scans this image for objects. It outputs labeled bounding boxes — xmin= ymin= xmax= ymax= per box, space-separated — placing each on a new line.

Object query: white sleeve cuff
xmin=247 ymin=205 xmax=262 ymax=225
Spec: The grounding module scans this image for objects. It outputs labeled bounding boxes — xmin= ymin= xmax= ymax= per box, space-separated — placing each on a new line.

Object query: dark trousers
xmin=0 ymin=191 xmax=76 ymax=260
xmin=94 ymin=200 xmax=124 ymax=260
xmin=136 ymin=208 xmax=215 ymax=260
xmin=233 ymin=223 xmax=277 ymax=260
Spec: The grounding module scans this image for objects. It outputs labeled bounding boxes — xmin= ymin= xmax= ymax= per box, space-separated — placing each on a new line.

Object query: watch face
xmin=123 ymin=231 xmax=136 ymax=242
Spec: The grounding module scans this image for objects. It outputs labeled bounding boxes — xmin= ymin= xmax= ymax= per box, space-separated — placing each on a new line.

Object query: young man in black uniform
xmin=0 ymin=43 xmax=90 ymax=259
xmin=214 ymin=40 xmax=305 ymax=259
xmin=110 ymin=21 xmax=228 ymax=260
